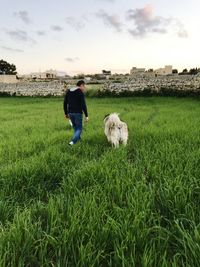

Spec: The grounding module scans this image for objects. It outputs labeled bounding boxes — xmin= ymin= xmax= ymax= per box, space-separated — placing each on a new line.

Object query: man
xmin=64 ymin=80 xmax=89 ymax=145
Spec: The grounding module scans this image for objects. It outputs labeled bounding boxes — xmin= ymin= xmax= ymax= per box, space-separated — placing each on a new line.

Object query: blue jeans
xmin=69 ymin=113 xmax=83 ymax=144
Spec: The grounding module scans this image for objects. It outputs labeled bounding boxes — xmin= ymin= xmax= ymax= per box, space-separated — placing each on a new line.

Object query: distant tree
xmin=147 ymin=68 xmax=153 ymax=72
xmin=73 ymin=73 xmax=85 ymax=79
xmin=189 ymin=68 xmax=198 ymax=75
xmin=172 ymin=69 xmax=178 ymax=74
xmin=0 ymin=60 xmax=17 ymax=75
xmin=179 ymin=68 xmax=189 ymax=75
xmin=94 ymin=74 xmax=106 ymax=80
xmin=102 ymin=70 xmax=111 ymax=75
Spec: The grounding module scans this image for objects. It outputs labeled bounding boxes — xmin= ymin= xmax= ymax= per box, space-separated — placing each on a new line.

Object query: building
xmin=0 ymin=75 xmax=18 ymax=83
xmin=85 ymin=77 xmax=91 ymax=82
xmin=29 ymin=69 xmax=57 ymax=79
xmin=154 ymin=65 xmax=173 ymax=76
xmin=101 ymin=70 xmax=111 ymax=79
xmin=130 ymin=67 xmax=146 ymax=75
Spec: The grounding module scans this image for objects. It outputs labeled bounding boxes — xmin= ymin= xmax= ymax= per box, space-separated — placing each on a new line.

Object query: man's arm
xmin=80 ymin=91 xmax=88 ymax=118
xmin=63 ymin=91 xmax=69 ymax=117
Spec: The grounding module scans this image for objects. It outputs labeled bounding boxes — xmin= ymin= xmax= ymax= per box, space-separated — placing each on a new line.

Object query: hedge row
xmin=85 ymin=87 xmax=200 ymax=98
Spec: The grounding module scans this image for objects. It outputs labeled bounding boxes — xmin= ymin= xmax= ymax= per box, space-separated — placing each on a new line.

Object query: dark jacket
xmin=63 ymin=87 xmax=88 ymax=117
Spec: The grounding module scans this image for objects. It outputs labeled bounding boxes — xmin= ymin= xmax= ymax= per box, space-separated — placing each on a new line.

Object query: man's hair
xmin=76 ymin=80 xmax=85 ymax=87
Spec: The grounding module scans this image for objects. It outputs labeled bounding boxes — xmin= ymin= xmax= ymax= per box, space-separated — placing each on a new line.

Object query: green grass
xmin=0 ymin=96 xmax=200 ymax=267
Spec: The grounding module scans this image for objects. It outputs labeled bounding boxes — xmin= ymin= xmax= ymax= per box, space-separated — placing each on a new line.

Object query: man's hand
xmin=65 ymin=114 xmax=69 ymax=119
xmin=85 ymin=117 xmax=89 ymax=122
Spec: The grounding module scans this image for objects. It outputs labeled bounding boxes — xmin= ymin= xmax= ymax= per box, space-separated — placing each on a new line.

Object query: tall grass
xmin=0 ymin=97 xmax=200 ymax=266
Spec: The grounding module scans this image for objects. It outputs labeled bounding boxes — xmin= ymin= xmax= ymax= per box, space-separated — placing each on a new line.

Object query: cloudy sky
xmin=0 ymin=0 xmax=199 ymax=75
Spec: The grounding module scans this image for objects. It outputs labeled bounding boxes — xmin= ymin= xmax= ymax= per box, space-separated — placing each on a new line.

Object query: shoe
xmin=69 ymin=141 xmax=74 ymax=145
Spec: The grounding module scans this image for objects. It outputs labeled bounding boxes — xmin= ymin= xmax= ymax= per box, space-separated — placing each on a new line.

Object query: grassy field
xmin=0 ymin=96 xmax=200 ymax=267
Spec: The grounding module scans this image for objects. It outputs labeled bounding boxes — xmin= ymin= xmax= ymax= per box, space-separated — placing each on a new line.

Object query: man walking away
xmin=64 ymin=80 xmax=89 ymax=145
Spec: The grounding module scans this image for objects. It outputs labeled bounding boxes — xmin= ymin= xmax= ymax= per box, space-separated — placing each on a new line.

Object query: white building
xmin=29 ymin=69 xmax=57 ymax=79
xmin=154 ymin=65 xmax=172 ymax=76
xmin=85 ymin=77 xmax=91 ymax=82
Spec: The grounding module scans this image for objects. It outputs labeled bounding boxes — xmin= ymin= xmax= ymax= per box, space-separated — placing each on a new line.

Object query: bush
xmin=0 ymin=92 xmax=12 ymax=97
xmin=88 ymin=87 xmax=200 ymax=98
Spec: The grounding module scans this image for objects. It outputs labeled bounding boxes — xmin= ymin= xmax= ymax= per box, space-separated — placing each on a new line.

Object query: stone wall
xmin=1 ymin=75 xmax=200 ymax=97
xmin=0 ymin=75 xmax=18 ymax=84
xmin=103 ymin=75 xmax=200 ymax=95
xmin=0 ymin=81 xmax=66 ymax=96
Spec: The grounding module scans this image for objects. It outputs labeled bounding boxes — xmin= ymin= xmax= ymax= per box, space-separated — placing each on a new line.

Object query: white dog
xmin=104 ymin=113 xmax=128 ymax=148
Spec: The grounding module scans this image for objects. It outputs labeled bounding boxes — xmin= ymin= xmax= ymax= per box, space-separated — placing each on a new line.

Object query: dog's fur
xmin=104 ymin=113 xmax=128 ymax=148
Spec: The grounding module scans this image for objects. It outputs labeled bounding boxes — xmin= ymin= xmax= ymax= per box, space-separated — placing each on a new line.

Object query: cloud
xmin=65 ymin=17 xmax=86 ymax=31
xmin=5 ymin=29 xmax=36 ymax=44
xmin=50 ymin=25 xmax=63 ymax=32
xmin=173 ymin=20 xmax=188 ymax=38
xmin=97 ymin=0 xmax=115 ymax=2
xmin=65 ymin=57 xmax=79 ymax=63
xmin=36 ymin=31 xmax=46 ymax=36
xmin=1 ymin=46 xmax=24 ymax=53
xmin=14 ymin=10 xmax=32 ymax=24
xmin=96 ymin=10 xmax=123 ymax=32
xmin=126 ymin=4 xmax=188 ymax=38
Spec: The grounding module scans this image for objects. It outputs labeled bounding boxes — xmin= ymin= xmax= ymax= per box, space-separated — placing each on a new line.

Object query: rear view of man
xmin=64 ymin=80 xmax=89 ymax=145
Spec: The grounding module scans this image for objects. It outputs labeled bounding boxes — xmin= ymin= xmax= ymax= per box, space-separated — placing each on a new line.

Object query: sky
xmin=0 ymin=0 xmax=199 ymax=75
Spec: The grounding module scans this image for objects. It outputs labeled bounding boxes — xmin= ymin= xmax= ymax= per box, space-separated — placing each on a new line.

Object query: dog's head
xmin=104 ymin=113 xmax=121 ymax=125
xmin=103 ymin=114 xmax=110 ymax=124
xmin=104 ymin=113 xmax=122 ymax=133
